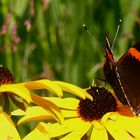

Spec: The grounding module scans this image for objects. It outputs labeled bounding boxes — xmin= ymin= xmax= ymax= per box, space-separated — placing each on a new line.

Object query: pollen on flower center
xmin=0 ymin=65 xmax=14 ymax=86
xmin=77 ymin=86 xmax=117 ymax=122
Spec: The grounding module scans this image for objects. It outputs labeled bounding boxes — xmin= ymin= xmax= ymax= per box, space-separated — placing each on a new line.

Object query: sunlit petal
xmin=38 ymin=118 xmax=91 ymax=138
xmin=16 ymin=106 xmax=54 ymax=125
xmin=14 ymin=105 xmax=78 ymax=125
xmin=90 ymin=123 xmax=108 ymax=140
xmin=109 ymin=113 xmax=140 ymax=138
xmin=0 ymin=84 xmax=31 ymax=103
xmin=100 ymin=112 xmax=112 ymax=124
xmin=60 ymin=119 xmax=91 ymax=140
xmin=91 ymin=121 xmax=107 ymax=140
xmin=103 ymin=118 xmax=134 ymax=140
xmin=11 ymin=109 xmax=26 ymax=116
xmin=39 ymin=122 xmax=73 ymax=138
xmin=61 ymin=135 xmax=81 ymax=140
xmin=31 ymin=93 xmax=64 ymax=123
xmin=62 ymin=110 xmax=78 ymax=118
xmin=23 ymin=79 xmax=63 ymax=97
xmin=43 ymin=97 xmax=79 ymax=110
xmin=53 ymin=81 xmax=93 ymax=100
xmin=0 ymin=111 xmax=21 ymax=140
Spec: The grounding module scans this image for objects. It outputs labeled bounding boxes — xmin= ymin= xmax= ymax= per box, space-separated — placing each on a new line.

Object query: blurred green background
xmin=0 ymin=0 xmax=140 ymax=88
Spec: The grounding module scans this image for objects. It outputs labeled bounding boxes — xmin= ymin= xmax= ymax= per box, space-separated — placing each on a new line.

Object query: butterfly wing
xmin=117 ymin=42 xmax=140 ymax=114
xmin=103 ymin=34 xmax=127 ymax=105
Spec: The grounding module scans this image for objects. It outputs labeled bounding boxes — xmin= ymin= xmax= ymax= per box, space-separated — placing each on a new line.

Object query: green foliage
xmin=0 ymin=0 xmax=140 ymax=86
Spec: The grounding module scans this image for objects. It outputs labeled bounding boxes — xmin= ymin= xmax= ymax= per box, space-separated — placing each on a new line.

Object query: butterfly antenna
xmin=83 ymin=24 xmax=104 ymax=50
xmin=112 ymin=19 xmax=122 ymax=49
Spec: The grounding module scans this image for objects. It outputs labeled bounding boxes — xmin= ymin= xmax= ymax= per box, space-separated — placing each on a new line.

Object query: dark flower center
xmin=77 ymin=86 xmax=117 ymax=121
xmin=0 ymin=65 xmax=13 ymax=86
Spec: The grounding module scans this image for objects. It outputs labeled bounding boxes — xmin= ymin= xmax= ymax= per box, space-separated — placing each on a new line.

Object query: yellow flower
xmin=0 ymin=65 xmax=91 ymax=140
xmin=13 ymin=86 xmax=140 ymax=140
xmin=1 ymin=65 xmax=92 ymax=123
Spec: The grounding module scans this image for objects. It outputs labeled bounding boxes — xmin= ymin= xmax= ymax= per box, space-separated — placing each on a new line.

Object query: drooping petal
xmin=23 ymin=79 xmax=63 ymax=97
xmin=15 ymin=93 xmax=65 ymax=125
xmin=16 ymin=106 xmax=53 ymax=125
xmin=13 ymin=106 xmax=78 ymax=125
xmin=11 ymin=109 xmax=26 ymax=116
xmin=53 ymin=81 xmax=93 ymax=100
xmin=43 ymin=97 xmax=79 ymax=110
xmin=23 ymin=123 xmax=50 ymax=140
xmin=0 ymin=84 xmax=31 ymax=103
xmin=31 ymin=93 xmax=63 ymax=123
xmin=0 ymin=111 xmax=21 ymax=140
xmin=90 ymin=121 xmax=108 ymax=140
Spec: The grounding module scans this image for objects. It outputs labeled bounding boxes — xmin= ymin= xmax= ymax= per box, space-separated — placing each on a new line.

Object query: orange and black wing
xmin=104 ymin=34 xmax=127 ymax=105
xmin=117 ymin=42 xmax=140 ymax=115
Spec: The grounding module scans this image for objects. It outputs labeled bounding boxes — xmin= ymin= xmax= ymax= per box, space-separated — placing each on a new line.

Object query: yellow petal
xmin=62 ymin=110 xmax=78 ymax=118
xmin=23 ymin=79 xmax=63 ymax=97
xmin=39 ymin=122 xmax=73 ymax=138
xmin=60 ymin=119 xmax=91 ymax=140
xmin=38 ymin=118 xmax=91 ymax=138
xmin=61 ymin=135 xmax=81 ymax=140
xmin=92 ymin=121 xmax=104 ymax=129
xmin=11 ymin=109 xmax=26 ymax=116
xmin=104 ymin=119 xmax=134 ymax=140
xmin=109 ymin=113 xmax=140 ymax=138
xmin=16 ymin=106 xmax=59 ymax=125
xmin=23 ymin=123 xmax=50 ymax=140
xmin=53 ymin=81 xmax=93 ymax=100
xmin=31 ymin=93 xmax=63 ymax=123
xmin=90 ymin=126 xmax=108 ymax=140
xmin=43 ymin=97 xmax=79 ymax=110
xmin=0 ymin=84 xmax=31 ymax=103
xmin=100 ymin=112 xmax=112 ymax=124
xmin=0 ymin=111 xmax=21 ymax=140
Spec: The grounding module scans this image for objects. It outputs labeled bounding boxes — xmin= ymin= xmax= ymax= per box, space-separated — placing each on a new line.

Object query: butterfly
xmin=103 ymin=33 xmax=140 ymax=116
